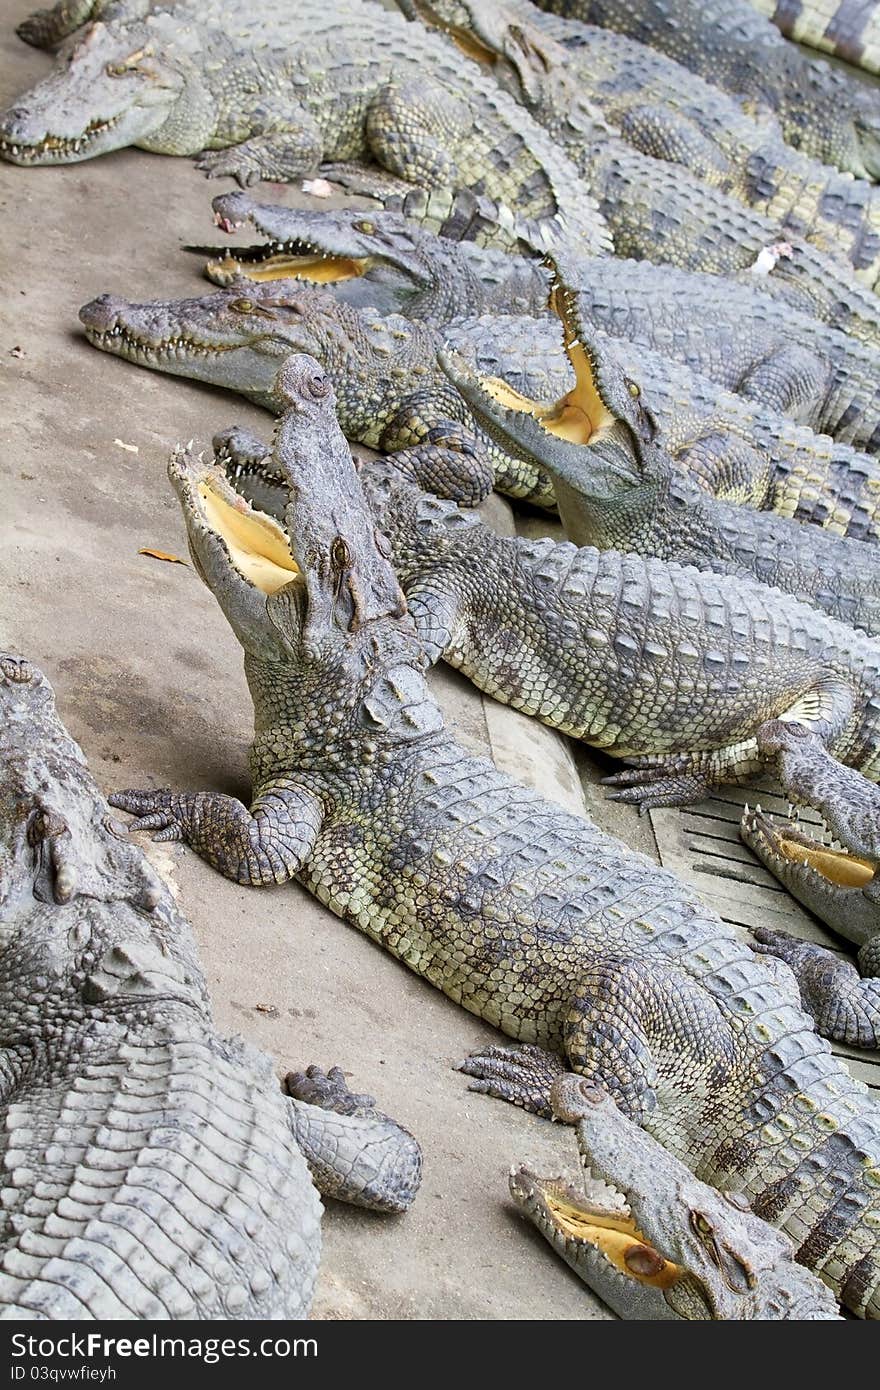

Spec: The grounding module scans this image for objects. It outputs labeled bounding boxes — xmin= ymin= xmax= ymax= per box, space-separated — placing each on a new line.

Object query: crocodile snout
xmin=79 ymin=294 xmax=125 ymax=331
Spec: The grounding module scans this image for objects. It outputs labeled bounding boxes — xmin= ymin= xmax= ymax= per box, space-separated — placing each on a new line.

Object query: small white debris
xmin=749 ymin=241 xmax=793 ymax=276
xmin=113 ymin=438 xmax=139 ymax=453
xmin=302 ymin=178 xmax=334 ymax=198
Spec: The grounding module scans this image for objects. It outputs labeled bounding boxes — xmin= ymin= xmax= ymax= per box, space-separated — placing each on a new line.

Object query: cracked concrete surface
xmin=0 ymin=2 xmax=658 ymax=1319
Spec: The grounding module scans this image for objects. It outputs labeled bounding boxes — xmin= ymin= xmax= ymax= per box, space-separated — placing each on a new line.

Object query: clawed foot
xmin=457 ymin=1042 xmax=564 ymax=1117
xmin=601 ymin=762 xmax=713 ymax=810
xmin=109 ymin=787 xmax=190 ymax=841
xmin=196 ymin=148 xmax=263 ymax=187
xmin=284 ymin=1064 xmax=377 ymax=1117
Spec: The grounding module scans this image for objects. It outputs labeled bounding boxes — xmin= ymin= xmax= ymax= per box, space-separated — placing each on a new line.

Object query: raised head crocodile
xmin=199 ymin=192 xmax=544 ymax=322
xmin=530 ymin=0 xmax=880 ymax=180
xmin=77 ymin=279 xmax=558 ymax=506
xmin=511 ymin=1076 xmax=842 ymax=1318
xmin=0 ymin=0 xmax=609 ymax=257
xmin=404 ymin=0 xmax=880 ymax=286
xmin=0 ymin=651 xmax=421 ymax=1319
xmin=105 ymin=352 xmax=880 ymax=1316
xmin=442 ymin=261 xmax=880 ymax=636
xmin=212 ymin=424 xmax=880 ymax=1054
xmin=551 ymin=256 xmax=880 ymax=451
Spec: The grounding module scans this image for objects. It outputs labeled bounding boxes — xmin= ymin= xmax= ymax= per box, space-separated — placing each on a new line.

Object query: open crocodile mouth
xmin=476 ymin=281 xmax=617 ymax=447
xmin=194 ymin=233 xmax=374 ymax=288
xmin=0 ymin=115 xmax=121 ymax=163
xmin=510 ymin=1167 xmax=683 ymax=1290
xmin=189 ymin=465 xmax=300 ymax=595
xmin=741 ymin=806 xmax=875 ymax=889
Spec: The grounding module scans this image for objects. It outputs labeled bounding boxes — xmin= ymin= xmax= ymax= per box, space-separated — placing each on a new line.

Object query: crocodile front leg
xmin=379 ymin=409 xmax=494 ymax=506
xmin=196 ymin=103 xmax=324 ymax=187
xmin=108 ymin=785 xmax=322 ymax=886
xmin=404 ymin=581 xmax=466 ymax=667
xmin=284 ymin=1065 xmax=422 ymax=1212
xmin=602 ymin=747 xmax=765 ymax=810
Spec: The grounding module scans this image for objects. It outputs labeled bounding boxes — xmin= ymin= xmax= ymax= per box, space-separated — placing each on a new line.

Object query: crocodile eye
xmin=354 ymin=219 xmax=377 ymax=235
xmin=230 ymin=297 xmax=256 ymax=313
xmin=106 ymin=62 xmax=129 ymax=76
xmin=305 ymin=370 xmax=330 ymax=400
xmin=331 ymin=537 xmax=350 ymax=569
xmin=625 ymin=379 xmax=641 ymax=399
xmin=691 ymin=1212 xmax=714 ymax=1238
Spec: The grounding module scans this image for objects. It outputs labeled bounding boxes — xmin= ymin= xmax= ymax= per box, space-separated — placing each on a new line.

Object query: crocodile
xmin=0 ymin=0 xmax=610 ymax=258
xmin=105 ymin=352 xmax=880 ymax=1317
xmin=77 ymin=279 xmax=558 ymax=506
xmin=510 ymin=1076 xmax=842 ymax=1317
xmin=530 ymin=0 xmax=880 ymax=180
xmin=460 ymin=310 xmax=880 ymax=544
xmin=748 ymin=0 xmax=880 ymax=76
xmin=199 ymin=192 xmax=545 ymax=323
xmin=405 ymin=0 xmax=880 ymax=286
xmin=441 ymin=259 xmax=880 ymax=635
xmin=213 ymin=422 xmax=880 ymax=1052
xmin=0 ymin=651 xmax=421 ymax=1319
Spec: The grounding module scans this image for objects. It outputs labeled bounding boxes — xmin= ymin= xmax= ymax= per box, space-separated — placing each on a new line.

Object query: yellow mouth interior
xmin=543 ymin=1190 xmax=683 ymax=1289
xmin=207 ymin=252 xmax=372 ymax=284
xmin=477 ymin=285 xmax=617 ymax=445
xmin=774 ymin=832 xmax=875 ymax=888
xmin=198 ymin=477 xmax=300 ymax=594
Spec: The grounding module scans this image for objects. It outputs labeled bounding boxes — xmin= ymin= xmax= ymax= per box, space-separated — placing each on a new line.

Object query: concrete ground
xmin=0 ymin=4 xmax=658 ymax=1319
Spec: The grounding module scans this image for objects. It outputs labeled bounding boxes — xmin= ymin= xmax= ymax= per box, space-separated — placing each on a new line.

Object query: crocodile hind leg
xmin=365 ymin=79 xmax=471 ymax=190
xmin=752 ymin=929 xmax=880 ymax=1049
xmin=674 ymin=430 xmax=773 ymax=507
xmin=736 ymin=345 xmax=832 ymax=424
xmin=108 ymin=784 xmax=323 ymax=886
xmin=457 ymin=1042 xmax=566 ymax=1117
xmin=604 ymin=678 xmax=857 ymax=810
xmin=460 ymin=960 xmax=735 ymax=1123
xmin=284 ymin=1065 xmax=422 ymax=1212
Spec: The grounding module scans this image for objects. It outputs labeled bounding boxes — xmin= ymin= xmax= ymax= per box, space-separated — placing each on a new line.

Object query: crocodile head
xmin=440 ymin=252 xmax=669 ymax=547
xmin=0 ymin=16 xmax=206 ymax=167
xmin=79 ymin=281 xmax=347 ymax=409
xmin=172 ymin=355 xmax=437 ymax=752
xmin=740 ymin=720 xmax=880 ymax=944
xmin=510 ymin=1075 xmax=841 ymax=1320
xmin=196 ymin=192 xmax=437 ymax=297
xmin=400 ymin=0 xmax=559 ymax=105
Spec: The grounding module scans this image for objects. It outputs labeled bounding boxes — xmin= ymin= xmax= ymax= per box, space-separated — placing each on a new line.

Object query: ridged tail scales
xmin=0 ymin=1032 xmax=321 ymax=1320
